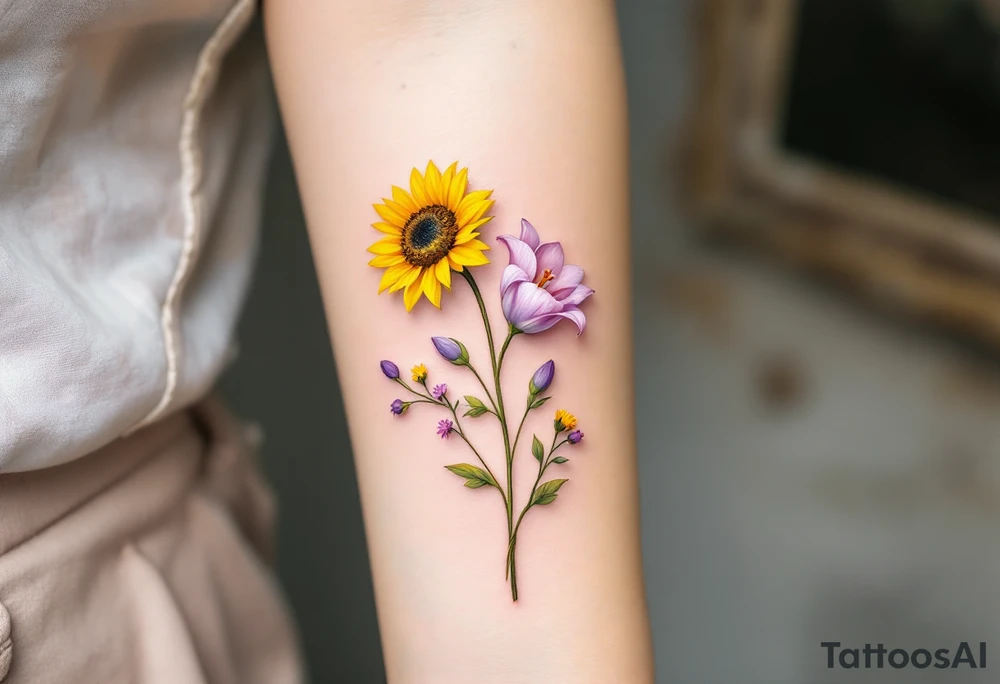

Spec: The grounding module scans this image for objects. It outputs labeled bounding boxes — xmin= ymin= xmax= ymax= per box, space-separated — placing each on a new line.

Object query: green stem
xmin=395 ymin=378 xmax=504 ymax=505
xmin=505 ymin=434 xmax=569 ymax=588
xmin=460 ymin=269 xmax=519 ymax=600
xmin=465 ymin=363 xmax=498 ymax=414
xmin=446 ymin=402 xmax=505 ymax=507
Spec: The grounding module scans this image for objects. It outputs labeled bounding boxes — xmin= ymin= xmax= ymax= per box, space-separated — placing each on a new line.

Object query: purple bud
xmin=529 ymin=360 xmax=555 ymax=395
xmin=431 ymin=336 xmax=469 ymax=364
xmin=381 ymin=360 xmax=400 ymax=379
xmin=390 ymin=399 xmax=405 ymax=415
xmin=567 ymin=430 xmax=583 ymax=444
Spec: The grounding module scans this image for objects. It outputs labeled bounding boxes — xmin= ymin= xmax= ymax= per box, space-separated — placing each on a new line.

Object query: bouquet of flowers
xmin=369 ymin=161 xmax=593 ymax=601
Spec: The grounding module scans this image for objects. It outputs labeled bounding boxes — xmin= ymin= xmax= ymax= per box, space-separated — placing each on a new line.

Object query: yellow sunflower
xmin=367 ymin=161 xmax=494 ymax=311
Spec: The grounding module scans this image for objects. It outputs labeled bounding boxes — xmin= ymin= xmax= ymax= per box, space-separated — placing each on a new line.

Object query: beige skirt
xmin=0 ymin=398 xmax=303 ymax=684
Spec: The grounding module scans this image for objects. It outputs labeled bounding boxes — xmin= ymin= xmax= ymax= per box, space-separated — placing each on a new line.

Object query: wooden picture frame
xmin=685 ymin=0 xmax=1000 ymax=348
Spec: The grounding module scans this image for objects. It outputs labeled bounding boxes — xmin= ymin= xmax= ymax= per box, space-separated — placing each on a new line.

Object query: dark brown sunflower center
xmin=400 ymin=205 xmax=458 ymax=267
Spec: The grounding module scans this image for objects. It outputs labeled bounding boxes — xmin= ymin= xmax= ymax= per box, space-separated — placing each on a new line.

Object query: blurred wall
xmin=223 ymin=1 xmax=1000 ymax=682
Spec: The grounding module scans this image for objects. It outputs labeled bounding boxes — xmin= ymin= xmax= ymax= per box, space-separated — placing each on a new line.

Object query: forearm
xmin=266 ymin=1 xmax=652 ymax=681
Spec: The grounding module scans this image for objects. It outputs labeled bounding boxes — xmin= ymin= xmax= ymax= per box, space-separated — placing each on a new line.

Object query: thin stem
xmin=510 ymin=407 xmax=530 ymax=465
xmin=465 ymin=363 xmax=498 ymax=413
xmin=505 ymin=434 xmax=571 ymax=590
xmin=395 ymin=378 xmax=505 ymax=505
xmin=446 ymin=401 xmax=505 ymax=506
xmin=460 ymin=269 xmax=519 ymax=600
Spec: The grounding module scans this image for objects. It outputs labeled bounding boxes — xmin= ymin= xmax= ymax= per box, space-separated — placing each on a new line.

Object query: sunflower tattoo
xmin=367 ymin=161 xmax=494 ymax=311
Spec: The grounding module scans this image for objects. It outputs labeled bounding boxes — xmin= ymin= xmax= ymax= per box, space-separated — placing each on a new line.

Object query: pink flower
xmin=496 ymin=219 xmax=593 ymax=335
xmin=437 ymin=419 xmax=454 ymax=438
xmin=431 ymin=383 xmax=448 ymax=400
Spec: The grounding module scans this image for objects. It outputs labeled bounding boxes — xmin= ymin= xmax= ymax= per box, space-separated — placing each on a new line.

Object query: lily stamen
xmin=536 ymin=269 xmax=555 ymax=288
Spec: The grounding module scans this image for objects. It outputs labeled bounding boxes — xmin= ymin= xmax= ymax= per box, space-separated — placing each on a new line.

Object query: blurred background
xmin=222 ymin=0 xmax=1000 ymax=681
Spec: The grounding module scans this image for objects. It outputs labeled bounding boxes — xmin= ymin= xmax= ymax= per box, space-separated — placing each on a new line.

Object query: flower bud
xmin=529 ymin=360 xmax=555 ymax=395
xmin=380 ymin=360 xmax=400 ymax=379
xmin=390 ymin=399 xmax=405 ymax=415
xmin=431 ymin=336 xmax=469 ymax=364
xmin=567 ymin=430 xmax=583 ymax=444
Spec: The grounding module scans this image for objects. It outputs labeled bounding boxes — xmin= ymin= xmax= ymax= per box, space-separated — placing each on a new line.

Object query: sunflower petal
xmin=389 ymin=265 xmax=421 ymax=293
xmin=440 ymin=162 xmax=457 ymax=208
xmin=447 ymin=256 xmax=465 ymax=272
xmin=448 ymin=167 xmax=468 ymax=212
xmin=434 ymin=256 xmax=452 ymax=289
xmin=368 ymin=254 xmax=406 ymax=267
xmin=425 ymin=161 xmax=443 ymax=205
xmin=391 ymin=186 xmax=418 ymax=214
xmin=409 ymin=167 xmax=429 ymax=207
xmin=372 ymin=221 xmax=402 ymax=235
xmin=449 ymin=245 xmax=491 ymax=266
xmin=374 ymin=202 xmax=407 ymax=227
xmin=403 ymin=276 xmax=423 ymax=311
xmin=457 ymin=199 xmax=494 ymax=227
xmin=382 ymin=198 xmax=413 ymax=223
xmin=422 ymin=268 xmax=442 ymax=308
xmin=378 ymin=262 xmax=412 ymax=293
xmin=455 ymin=216 xmax=492 ymax=243
xmin=455 ymin=189 xmax=492 ymax=219
xmin=367 ymin=238 xmax=403 ymax=255
xmin=462 ymin=238 xmax=491 ymax=252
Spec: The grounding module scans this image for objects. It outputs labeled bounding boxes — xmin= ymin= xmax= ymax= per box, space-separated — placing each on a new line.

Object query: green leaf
xmin=531 ymin=435 xmax=544 ymax=463
xmin=531 ymin=478 xmax=568 ymax=506
xmin=444 ymin=463 xmax=497 ymax=489
xmin=464 ymin=395 xmax=485 ymax=409
xmin=529 ymin=395 xmax=551 ymax=410
xmin=463 ymin=406 xmax=488 ymax=418
xmin=552 ymin=456 xmax=569 ymax=464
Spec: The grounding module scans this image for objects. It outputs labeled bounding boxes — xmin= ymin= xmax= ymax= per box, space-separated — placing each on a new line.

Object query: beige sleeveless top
xmin=0 ymin=0 xmax=272 ymax=471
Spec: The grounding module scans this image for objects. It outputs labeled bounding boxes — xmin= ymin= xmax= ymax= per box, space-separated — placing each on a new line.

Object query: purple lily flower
xmin=496 ymin=219 xmax=594 ymax=335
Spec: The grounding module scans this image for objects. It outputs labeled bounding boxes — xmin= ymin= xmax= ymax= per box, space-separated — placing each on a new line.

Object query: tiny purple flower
xmin=431 ymin=383 xmax=448 ymax=400
xmin=431 ymin=336 xmax=469 ymax=364
xmin=437 ymin=419 xmax=454 ymax=439
xmin=567 ymin=430 xmax=583 ymax=444
xmin=529 ymin=360 xmax=555 ymax=395
xmin=380 ymin=360 xmax=400 ymax=379
xmin=390 ymin=399 xmax=405 ymax=415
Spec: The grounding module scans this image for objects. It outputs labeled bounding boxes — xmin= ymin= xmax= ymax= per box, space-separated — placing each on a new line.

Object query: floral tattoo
xmin=369 ymin=161 xmax=593 ymax=601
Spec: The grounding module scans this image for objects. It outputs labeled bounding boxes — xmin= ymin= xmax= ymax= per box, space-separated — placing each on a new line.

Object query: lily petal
xmin=554 ymin=284 xmax=594 ymax=307
xmin=534 ymin=242 xmax=565 ymax=279
xmin=503 ymin=281 xmax=562 ymax=329
xmin=496 ymin=235 xmax=537 ymax=279
xmin=519 ymin=219 xmax=540 ymax=251
xmin=499 ymin=264 xmax=530 ymax=297
xmin=519 ymin=307 xmax=587 ymax=335
xmin=547 ymin=264 xmax=584 ymax=293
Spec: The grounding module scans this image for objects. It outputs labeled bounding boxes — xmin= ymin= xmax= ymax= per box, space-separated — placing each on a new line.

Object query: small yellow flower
xmin=554 ymin=409 xmax=577 ymax=432
xmin=411 ymin=363 xmax=428 ymax=383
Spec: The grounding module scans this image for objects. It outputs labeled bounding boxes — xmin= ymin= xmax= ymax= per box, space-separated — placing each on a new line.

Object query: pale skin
xmin=265 ymin=1 xmax=653 ymax=682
